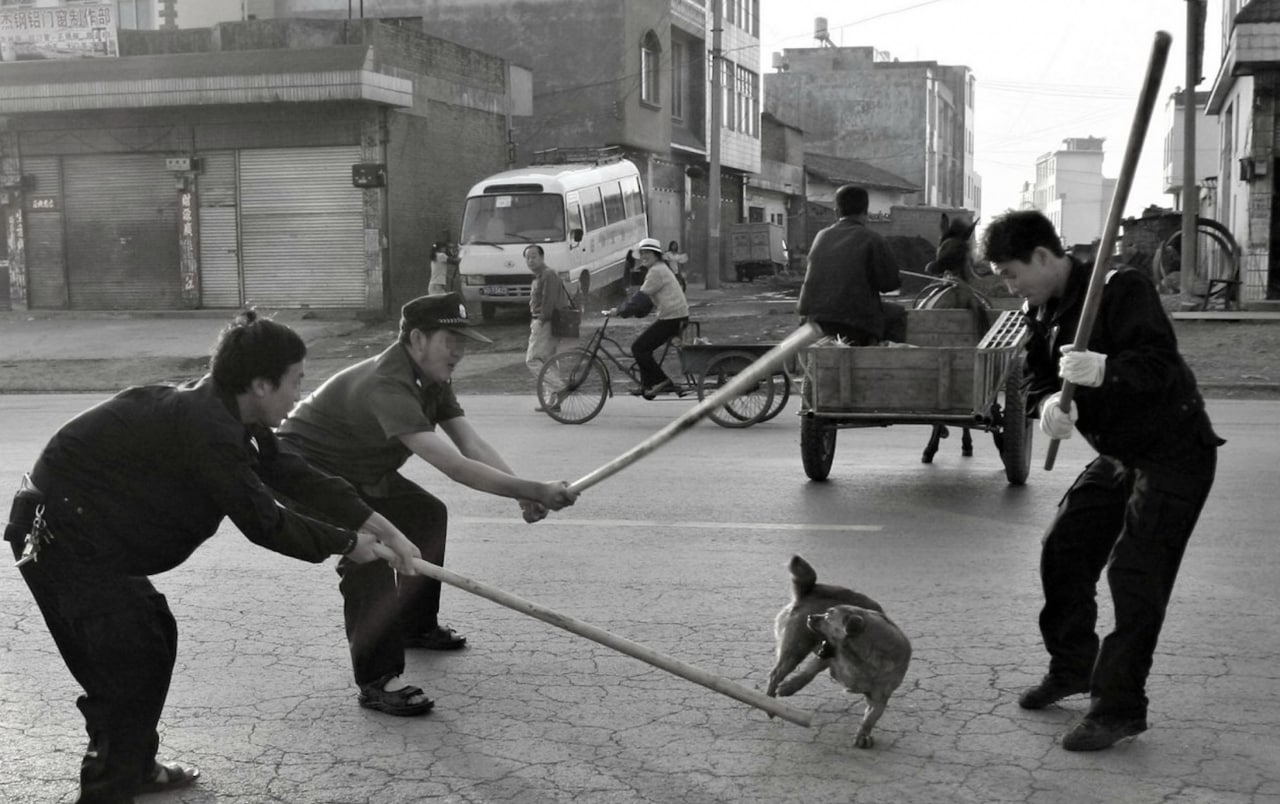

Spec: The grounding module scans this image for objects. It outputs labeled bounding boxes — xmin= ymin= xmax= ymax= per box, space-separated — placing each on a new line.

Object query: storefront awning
xmin=0 ymin=45 xmax=413 ymax=113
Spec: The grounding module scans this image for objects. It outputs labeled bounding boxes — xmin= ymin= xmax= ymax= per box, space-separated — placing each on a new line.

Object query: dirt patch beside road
xmin=0 ymin=287 xmax=1276 ymax=398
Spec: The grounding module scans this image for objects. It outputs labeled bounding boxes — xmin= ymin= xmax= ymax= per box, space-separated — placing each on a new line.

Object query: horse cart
xmin=798 ymin=307 xmax=1034 ymax=485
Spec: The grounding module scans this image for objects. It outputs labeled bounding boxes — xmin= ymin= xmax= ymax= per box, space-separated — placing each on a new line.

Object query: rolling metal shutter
xmin=20 ymin=156 xmax=67 ymax=309
xmin=197 ymin=151 xmax=240 ymax=308
xmin=62 ymin=154 xmax=180 ymax=310
xmin=239 ymin=147 xmax=364 ymax=308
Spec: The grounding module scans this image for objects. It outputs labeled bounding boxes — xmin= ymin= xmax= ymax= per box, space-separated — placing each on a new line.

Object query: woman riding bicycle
xmin=605 ymin=237 xmax=689 ymax=398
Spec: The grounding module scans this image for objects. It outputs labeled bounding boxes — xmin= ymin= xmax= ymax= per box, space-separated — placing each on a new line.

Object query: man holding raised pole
xmin=982 ymin=210 xmax=1223 ymax=751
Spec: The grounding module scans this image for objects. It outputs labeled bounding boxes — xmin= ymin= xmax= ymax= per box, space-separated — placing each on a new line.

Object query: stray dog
xmin=767 ymin=555 xmax=912 ymax=748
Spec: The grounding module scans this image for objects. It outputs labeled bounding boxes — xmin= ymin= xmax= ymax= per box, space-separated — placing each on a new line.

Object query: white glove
xmin=1038 ymin=392 xmax=1077 ymax=440
xmin=1059 ymin=345 xmax=1106 ymax=387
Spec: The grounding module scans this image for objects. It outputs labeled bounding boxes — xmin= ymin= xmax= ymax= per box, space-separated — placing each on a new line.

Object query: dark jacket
xmin=1023 ymin=259 xmax=1222 ymax=470
xmin=27 ymin=376 xmax=371 ymax=576
xmin=797 ymin=216 xmax=901 ymax=338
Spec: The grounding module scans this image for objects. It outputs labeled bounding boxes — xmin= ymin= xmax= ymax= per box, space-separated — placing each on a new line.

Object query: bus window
xmin=622 ymin=176 xmax=645 ymax=218
xmin=602 ymin=181 xmax=626 ymax=224
xmin=580 ymin=186 xmax=606 ymax=232
xmin=460 ymin=193 xmax=566 ymax=244
xmin=567 ymin=198 xmax=584 ymax=240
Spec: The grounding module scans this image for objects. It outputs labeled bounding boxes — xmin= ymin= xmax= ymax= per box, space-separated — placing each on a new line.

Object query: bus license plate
xmin=483 ymin=286 xmax=508 ymax=296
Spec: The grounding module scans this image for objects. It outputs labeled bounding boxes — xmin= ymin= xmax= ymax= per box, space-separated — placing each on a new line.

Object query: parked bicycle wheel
xmin=538 ymin=350 xmax=609 ymax=424
xmin=696 ymin=351 xmax=774 ymax=428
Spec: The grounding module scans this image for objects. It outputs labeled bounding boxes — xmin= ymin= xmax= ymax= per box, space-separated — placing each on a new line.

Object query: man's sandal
xmin=137 ymin=759 xmax=200 ymax=794
xmin=358 ymin=682 xmax=435 ymax=717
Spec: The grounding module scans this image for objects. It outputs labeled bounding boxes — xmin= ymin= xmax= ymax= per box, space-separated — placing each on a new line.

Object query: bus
xmin=457 ymin=152 xmax=648 ymax=319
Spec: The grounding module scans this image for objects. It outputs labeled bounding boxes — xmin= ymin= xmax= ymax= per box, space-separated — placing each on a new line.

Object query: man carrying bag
xmin=524 ymin=245 xmax=577 ymax=411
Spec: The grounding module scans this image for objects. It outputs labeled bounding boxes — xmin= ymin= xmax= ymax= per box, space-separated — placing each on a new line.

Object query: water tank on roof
xmin=815 ymin=17 xmax=830 ymax=44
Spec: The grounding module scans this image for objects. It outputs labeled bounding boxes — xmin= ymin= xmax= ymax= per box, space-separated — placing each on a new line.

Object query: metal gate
xmin=198 ymin=151 xmax=240 ymax=308
xmin=20 ymin=156 xmax=66 ymax=309
xmin=239 ymin=146 xmax=364 ymax=308
xmin=62 ymin=153 xmax=180 ymax=309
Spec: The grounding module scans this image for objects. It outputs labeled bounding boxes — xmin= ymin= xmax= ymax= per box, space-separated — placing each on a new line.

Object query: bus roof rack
xmin=530 ymin=146 xmax=623 ymax=166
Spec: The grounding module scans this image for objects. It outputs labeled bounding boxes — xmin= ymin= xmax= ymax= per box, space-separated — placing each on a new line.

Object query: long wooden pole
xmin=569 ymin=321 xmax=823 ymax=492
xmin=1045 ymin=31 xmax=1172 ymax=470
xmin=372 ymin=549 xmax=813 ymax=727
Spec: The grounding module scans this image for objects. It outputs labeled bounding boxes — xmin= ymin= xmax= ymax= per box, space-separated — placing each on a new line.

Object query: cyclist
xmin=606 ymin=237 xmax=689 ymax=398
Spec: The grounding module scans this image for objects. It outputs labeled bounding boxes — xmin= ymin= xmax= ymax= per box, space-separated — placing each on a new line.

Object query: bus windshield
xmin=460 ymin=194 xmax=566 ymax=244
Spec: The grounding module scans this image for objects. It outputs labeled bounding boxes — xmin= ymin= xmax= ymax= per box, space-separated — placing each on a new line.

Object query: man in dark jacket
xmin=797 ymin=184 xmax=906 ymax=344
xmin=5 ymin=311 xmax=420 ymax=804
xmin=982 ymin=210 xmax=1224 ymax=751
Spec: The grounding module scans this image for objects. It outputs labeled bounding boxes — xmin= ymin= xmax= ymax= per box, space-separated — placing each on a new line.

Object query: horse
xmin=914 ymin=213 xmax=991 ymax=464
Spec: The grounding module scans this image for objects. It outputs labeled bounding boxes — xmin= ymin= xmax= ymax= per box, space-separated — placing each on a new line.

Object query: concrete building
xmin=1162 ymin=90 xmax=1219 ymax=213
xmin=0 ymin=13 xmax=523 ymax=311
xmin=238 ymin=0 xmax=764 ymax=281
xmin=1027 ymin=137 xmax=1116 ymax=249
xmin=1207 ymin=0 xmax=1280 ymax=304
xmin=765 ymin=44 xmax=978 ymax=214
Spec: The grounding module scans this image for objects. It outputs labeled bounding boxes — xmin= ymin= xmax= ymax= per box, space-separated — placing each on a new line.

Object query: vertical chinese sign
xmin=0 ymin=2 xmax=119 ymax=62
xmin=178 ymin=189 xmax=200 ymax=308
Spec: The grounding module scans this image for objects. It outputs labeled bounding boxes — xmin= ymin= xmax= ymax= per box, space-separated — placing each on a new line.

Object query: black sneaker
xmin=1061 ymin=716 xmax=1147 ymax=751
xmin=1018 ymin=675 xmax=1090 ymax=710
xmin=403 ymin=625 xmax=467 ymax=651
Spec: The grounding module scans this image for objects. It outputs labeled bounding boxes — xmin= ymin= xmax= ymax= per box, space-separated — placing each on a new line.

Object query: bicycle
xmin=535 ymin=313 xmax=777 ymax=427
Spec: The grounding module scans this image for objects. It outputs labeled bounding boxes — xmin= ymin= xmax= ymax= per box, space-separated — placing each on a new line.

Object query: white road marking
xmin=456 ymin=517 xmax=881 ymax=532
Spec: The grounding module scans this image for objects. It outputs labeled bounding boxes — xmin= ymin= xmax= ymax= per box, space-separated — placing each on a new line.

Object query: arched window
xmin=640 ymin=31 xmax=661 ymax=106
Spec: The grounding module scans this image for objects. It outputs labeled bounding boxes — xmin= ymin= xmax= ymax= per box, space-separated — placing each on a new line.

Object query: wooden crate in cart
xmin=799 ymin=308 xmax=1033 ymax=484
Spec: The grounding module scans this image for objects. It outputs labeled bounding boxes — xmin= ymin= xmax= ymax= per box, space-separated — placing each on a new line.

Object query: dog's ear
xmin=837 ymin=612 xmax=867 ymax=641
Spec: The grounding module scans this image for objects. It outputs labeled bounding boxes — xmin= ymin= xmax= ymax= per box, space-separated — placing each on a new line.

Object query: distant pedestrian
xmin=524 ymin=244 xmax=573 ymax=412
xmin=664 ymin=240 xmax=689 ymax=291
xmin=4 ymin=311 xmax=420 ymax=803
xmin=983 ymin=210 xmax=1224 ymax=751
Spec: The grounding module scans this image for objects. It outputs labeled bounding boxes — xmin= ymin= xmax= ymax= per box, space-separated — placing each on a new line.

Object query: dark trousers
xmin=337 ymin=473 xmax=448 ymax=687
xmin=1038 ymin=453 xmax=1216 ymax=721
xmin=7 ymin=505 xmax=176 ymax=804
xmin=631 ymin=316 xmax=687 ymax=388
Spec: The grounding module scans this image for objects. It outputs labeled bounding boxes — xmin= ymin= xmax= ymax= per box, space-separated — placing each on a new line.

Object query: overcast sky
xmin=758 ymin=0 xmax=1223 ymax=219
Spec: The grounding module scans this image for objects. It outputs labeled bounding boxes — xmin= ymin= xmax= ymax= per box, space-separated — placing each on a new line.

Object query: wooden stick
xmin=569 ymin=321 xmax=823 ymax=493
xmin=373 ymin=548 xmax=814 ymax=727
xmin=1045 ymin=30 xmax=1172 ymax=470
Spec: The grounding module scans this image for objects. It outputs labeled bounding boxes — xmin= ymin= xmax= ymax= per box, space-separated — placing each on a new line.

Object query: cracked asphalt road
xmin=1 ymin=394 xmax=1278 ymax=804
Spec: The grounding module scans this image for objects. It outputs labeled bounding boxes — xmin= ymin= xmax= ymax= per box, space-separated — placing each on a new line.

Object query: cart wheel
xmin=757 ymin=370 xmax=792 ymax=423
xmin=538 ymin=350 xmax=609 ymax=425
xmin=800 ymin=415 xmax=837 ymax=480
xmin=995 ymin=361 xmax=1033 ymax=484
xmin=697 ymin=351 xmax=775 ymax=428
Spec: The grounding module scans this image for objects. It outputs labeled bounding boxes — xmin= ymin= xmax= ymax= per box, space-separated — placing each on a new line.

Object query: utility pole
xmin=1180 ymin=0 xmax=1205 ymax=310
xmin=707 ymin=0 xmax=723 ymax=289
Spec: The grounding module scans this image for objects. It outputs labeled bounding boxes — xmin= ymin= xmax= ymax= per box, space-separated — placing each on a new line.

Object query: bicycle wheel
xmin=696 ymin=351 xmax=774 ymax=428
xmin=757 ymin=370 xmax=792 ymax=423
xmin=538 ymin=350 xmax=608 ymax=424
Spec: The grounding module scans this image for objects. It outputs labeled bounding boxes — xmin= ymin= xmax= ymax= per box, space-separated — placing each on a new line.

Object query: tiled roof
xmin=804 ymin=151 xmax=919 ymax=192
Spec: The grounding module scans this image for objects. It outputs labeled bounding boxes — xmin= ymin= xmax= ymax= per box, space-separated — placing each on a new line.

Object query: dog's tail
xmin=788 ymin=555 xmax=818 ymax=599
